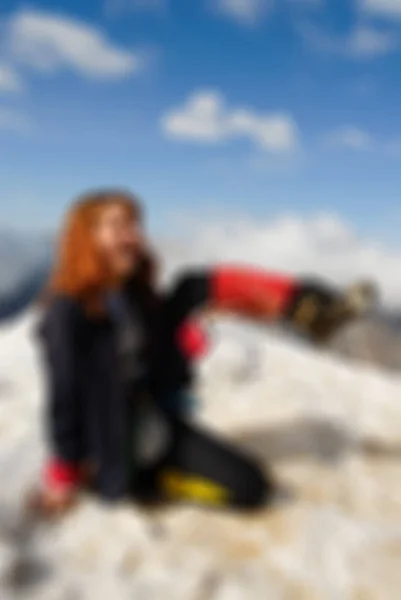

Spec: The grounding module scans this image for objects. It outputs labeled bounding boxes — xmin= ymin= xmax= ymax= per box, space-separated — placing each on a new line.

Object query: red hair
xmin=46 ymin=190 xmax=155 ymax=315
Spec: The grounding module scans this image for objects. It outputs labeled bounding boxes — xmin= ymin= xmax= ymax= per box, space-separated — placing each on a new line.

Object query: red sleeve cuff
xmin=211 ymin=266 xmax=298 ymax=318
xmin=44 ymin=459 xmax=81 ymax=491
xmin=176 ymin=320 xmax=210 ymax=360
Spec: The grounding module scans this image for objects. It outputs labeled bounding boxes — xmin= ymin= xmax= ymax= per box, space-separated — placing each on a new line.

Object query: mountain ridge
xmin=0 ymin=315 xmax=401 ymax=598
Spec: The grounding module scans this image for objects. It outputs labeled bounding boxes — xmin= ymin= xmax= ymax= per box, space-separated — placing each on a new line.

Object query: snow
xmin=1 ymin=314 xmax=401 ymax=599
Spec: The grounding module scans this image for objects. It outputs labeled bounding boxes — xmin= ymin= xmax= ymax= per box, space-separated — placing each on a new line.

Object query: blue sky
xmin=1 ymin=0 xmax=401 ymax=239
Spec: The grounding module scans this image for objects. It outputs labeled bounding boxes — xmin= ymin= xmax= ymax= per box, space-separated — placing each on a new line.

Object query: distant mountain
xmin=0 ymin=226 xmax=52 ymax=294
xmin=385 ymin=311 xmax=401 ymax=331
xmin=0 ymin=227 xmax=52 ymax=323
xmin=327 ymin=313 xmax=401 ymax=372
xmin=0 ymin=265 xmax=50 ymax=323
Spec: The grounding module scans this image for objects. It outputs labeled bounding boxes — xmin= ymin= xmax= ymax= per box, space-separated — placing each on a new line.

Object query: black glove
xmin=285 ymin=279 xmax=378 ymax=344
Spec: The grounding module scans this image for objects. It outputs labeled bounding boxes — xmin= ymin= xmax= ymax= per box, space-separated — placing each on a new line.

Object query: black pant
xmin=133 ymin=416 xmax=273 ymax=509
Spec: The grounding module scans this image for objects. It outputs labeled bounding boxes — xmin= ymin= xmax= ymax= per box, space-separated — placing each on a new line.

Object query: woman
xmin=34 ymin=189 xmax=363 ymax=515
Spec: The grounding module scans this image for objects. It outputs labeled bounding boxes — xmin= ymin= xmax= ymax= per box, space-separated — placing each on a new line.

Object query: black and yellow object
xmin=286 ymin=279 xmax=378 ymax=344
xmin=159 ymin=469 xmax=230 ymax=506
xmin=132 ymin=415 xmax=273 ymax=510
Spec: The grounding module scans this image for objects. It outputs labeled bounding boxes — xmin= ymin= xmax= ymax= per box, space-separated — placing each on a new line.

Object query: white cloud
xmin=300 ymin=23 xmax=398 ymax=58
xmin=362 ymin=0 xmax=401 ymax=19
xmin=211 ymin=0 xmax=322 ymax=26
xmin=161 ymin=90 xmax=299 ymax=153
xmin=213 ymin=0 xmax=271 ymax=26
xmin=163 ymin=211 xmax=401 ymax=309
xmin=7 ymin=9 xmax=141 ymax=80
xmin=0 ymin=64 xmax=23 ymax=93
xmin=348 ymin=26 xmax=398 ymax=56
xmin=324 ymin=126 xmax=373 ymax=150
xmin=0 ymin=108 xmax=34 ymax=134
xmin=323 ymin=127 xmax=401 ymax=155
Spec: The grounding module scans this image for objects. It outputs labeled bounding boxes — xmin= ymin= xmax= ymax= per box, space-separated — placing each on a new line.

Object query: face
xmin=93 ymin=203 xmax=143 ymax=279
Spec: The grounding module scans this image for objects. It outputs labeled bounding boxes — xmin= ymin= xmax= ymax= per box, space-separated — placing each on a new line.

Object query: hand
xmin=27 ymin=485 xmax=77 ymax=519
xmin=287 ymin=280 xmax=378 ymax=344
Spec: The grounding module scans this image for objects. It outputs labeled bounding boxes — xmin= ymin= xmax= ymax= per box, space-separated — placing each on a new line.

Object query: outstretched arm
xmin=167 ymin=266 xmax=298 ymax=361
xmin=166 ymin=266 xmax=294 ymax=319
xmin=169 ymin=266 xmax=370 ymax=349
xmin=168 ymin=266 xmax=299 ymax=324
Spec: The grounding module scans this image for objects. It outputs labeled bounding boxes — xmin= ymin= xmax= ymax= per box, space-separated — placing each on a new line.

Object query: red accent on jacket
xmin=211 ymin=266 xmax=297 ymax=319
xmin=176 ymin=320 xmax=209 ymax=360
xmin=44 ymin=459 xmax=81 ymax=492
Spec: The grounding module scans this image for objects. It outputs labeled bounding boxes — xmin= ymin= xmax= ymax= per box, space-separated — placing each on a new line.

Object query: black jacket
xmin=39 ymin=271 xmax=210 ymax=501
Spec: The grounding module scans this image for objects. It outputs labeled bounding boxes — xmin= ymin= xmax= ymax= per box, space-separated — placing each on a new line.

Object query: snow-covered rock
xmin=0 ymin=315 xmax=401 ymax=599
